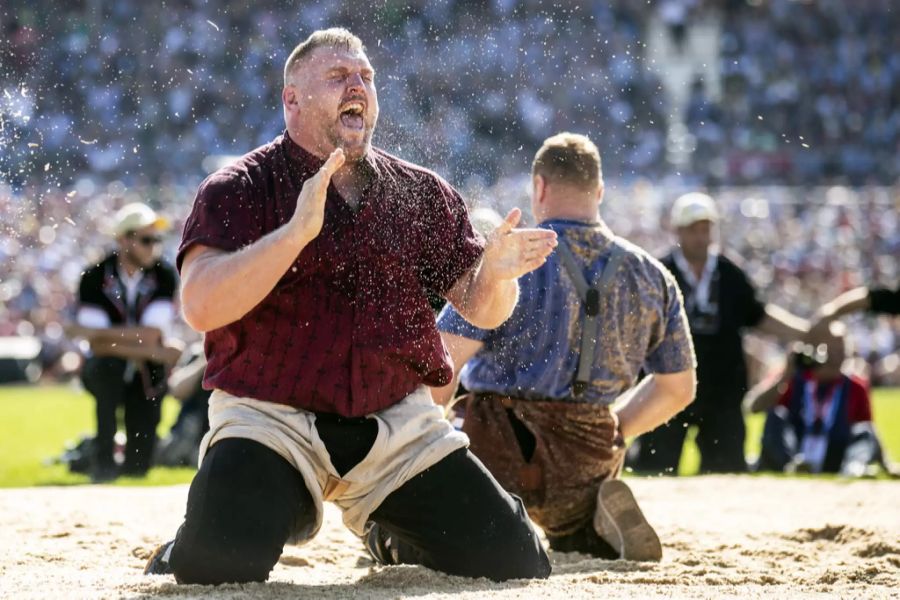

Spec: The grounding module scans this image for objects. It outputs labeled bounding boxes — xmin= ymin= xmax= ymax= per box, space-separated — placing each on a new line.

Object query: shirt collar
xmin=542 ymin=218 xmax=615 ymax=240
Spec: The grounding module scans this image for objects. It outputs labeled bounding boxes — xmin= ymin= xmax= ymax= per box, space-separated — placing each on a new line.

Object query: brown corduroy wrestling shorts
xmin=461 ymin=393 xmax=625 ymax=537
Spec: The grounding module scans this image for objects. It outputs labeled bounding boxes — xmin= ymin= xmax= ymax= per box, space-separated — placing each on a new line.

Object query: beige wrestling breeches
xmin=199 ymin=386 xmax=469 ymax=542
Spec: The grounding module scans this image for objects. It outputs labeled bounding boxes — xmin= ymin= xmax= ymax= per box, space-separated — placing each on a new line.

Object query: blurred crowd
xmin=3 ymin=1 xmax=897 ymax=189
xmin=689 ymin=0 xmax=900 ymax=185
xmin=1 ymin=0 xmax=668 ymax=189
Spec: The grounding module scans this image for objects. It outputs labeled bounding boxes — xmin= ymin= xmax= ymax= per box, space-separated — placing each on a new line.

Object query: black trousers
xmin=80 ymin=356 xmax=163 ymax=474
xmin=168 ymin=414 xmax=550 ymax=584
xmin=629 ymin=398 xmax=747 ymax=474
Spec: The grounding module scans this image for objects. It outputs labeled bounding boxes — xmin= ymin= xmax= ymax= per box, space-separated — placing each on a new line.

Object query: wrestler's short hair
xmin=284 ymin=28 xmax=365 ymax=84
xmin=532 ymin=132 xmax=602 ymax=190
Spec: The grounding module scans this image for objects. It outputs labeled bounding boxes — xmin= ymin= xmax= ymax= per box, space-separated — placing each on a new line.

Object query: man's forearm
xmin=820 ymin=287 xmax=871 ymax=321
xmin=431 ymin=373 xmax=460 ymax=407
xmin=614 ymin=377 xmax=667 ymax=439
xmin=456 ymin=261 xmax=519 ymax=330
xmin=92 ymin=341 xmax=183 ymax=366
xmin=757 ymin=304 xmax=809 ymax=342
xmin=743 ymin=374 xmax=788 ymax=414
xmin=182 ymin=149 xmax=345 ymax=332
xmin=614 ymin=372 xmax=695 ymax=439
xmin=69 ymin=325 xmax=162 ymax=346
xmin=181 ymin=225 xmax=312 ymax=332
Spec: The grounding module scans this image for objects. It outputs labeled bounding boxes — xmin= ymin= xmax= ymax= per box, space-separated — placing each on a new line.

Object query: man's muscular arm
xmin=180 ymin=149 xmax=345 ymax=332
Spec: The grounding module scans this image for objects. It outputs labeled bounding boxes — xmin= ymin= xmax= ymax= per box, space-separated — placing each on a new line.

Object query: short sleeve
xmin=140 ymin=300 xmax=175 ymax=337
xmin=176 ymin=170 xmax=263 ymax=272
xmin=417 ymin=176 xmax=484 ymax=297
xmin=436 ymin=303 xmax=492 ymax=342
xmin=644 ymin=269 xmax=697 ymax=374
xmin=76 ymin=306 xmax=111 ymax=328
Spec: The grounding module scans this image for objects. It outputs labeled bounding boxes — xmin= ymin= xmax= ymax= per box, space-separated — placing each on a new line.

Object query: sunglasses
xmin=128 ymin=232 xmax=163 ymax=246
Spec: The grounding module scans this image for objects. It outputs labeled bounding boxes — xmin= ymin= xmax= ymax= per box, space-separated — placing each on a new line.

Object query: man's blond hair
xmin=531 ymin=132 xmax=602 ymax=190
xmin=283 ymin=28 xmax=365 ymax=84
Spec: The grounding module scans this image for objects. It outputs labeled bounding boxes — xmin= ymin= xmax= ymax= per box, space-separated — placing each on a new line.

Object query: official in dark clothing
xmin=630 ymin=193 xmax=809 ymax=473
xmin=70 ymin=202 xmax=181 ymax=482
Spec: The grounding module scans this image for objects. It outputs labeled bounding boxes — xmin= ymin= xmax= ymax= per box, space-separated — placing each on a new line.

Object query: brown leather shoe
xmin=593 ymin=480 xmax=662 ymax=561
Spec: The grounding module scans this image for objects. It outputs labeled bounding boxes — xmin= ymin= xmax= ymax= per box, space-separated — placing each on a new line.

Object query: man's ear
xmin=596 ymin=180 xmax=605 ymax=206
xmin=282 ymin=85 xmax=298 ymax=109
xmin=533 ymin=174 xmax=546 ymax=204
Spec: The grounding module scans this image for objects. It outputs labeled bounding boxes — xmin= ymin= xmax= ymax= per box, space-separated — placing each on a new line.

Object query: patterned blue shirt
xmin=437 ymin=220 xmax=696 ymax=404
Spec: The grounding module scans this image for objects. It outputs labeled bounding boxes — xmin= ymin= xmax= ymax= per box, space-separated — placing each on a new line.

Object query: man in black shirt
xmin=68 ymin=203 xmax=181 ymax=481
xmin=630 ymin=193 xmax=808 ymax=473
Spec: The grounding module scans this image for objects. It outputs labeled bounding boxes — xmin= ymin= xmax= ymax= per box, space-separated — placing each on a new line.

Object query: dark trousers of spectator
xmin=80 ymin=356 xmax=162 ymax=475
xmin=168 ymin=415 xmax=550 ymax=584
xmin=758 ymin=407 xmax=882 ymax=473
xmin=628 ymin=398 xmax=747 ymax=474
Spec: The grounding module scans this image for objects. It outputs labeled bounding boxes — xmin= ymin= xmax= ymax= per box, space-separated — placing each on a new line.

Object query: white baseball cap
xmin=670 ymin=192 xmax=719 ymax=228
xmin=113 ymin=202 xmax=169 ymax=237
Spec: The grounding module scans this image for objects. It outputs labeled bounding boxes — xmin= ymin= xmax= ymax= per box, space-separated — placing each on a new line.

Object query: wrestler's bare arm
xmin=431 ymin=332 xmax=484 ymax=407
xmin=180 ymin=149 xmax=345 ymax=332
xmin=613 ymin=369 xmax=696 ymax=439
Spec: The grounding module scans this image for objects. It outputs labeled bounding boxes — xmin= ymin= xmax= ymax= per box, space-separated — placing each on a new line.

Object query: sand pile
xmin=1 ymin=476 xmax=897 ymax=599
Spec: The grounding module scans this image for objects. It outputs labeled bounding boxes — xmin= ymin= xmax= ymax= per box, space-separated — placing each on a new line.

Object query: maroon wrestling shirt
xmin=178 ymin=132 xmax=483 ymax=417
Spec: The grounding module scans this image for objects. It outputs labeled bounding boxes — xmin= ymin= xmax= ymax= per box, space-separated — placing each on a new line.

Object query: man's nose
xmin=346 ymin=73 xmax=365 ymax=92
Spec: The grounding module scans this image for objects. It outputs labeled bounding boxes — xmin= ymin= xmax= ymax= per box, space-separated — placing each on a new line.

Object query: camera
xmin=791 ymin=343 xmax=828 ymax=370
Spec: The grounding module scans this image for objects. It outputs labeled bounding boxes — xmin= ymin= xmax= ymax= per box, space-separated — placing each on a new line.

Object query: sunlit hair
xmin=284 ymin=28 xmax=365 ymax=85
xmin=532 ymin=132 xmax=602 ymax=190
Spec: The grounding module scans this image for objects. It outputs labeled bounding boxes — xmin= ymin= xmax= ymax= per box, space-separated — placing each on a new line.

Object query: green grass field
xmin=0 ymin=384 xmax=898 ymax=487
xmin=0 ymin=384 xmax=196 ymax=487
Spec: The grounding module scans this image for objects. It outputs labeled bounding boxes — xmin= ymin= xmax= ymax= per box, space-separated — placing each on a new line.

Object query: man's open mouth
xmin=339 ymin=102 xmax=365 ymax=130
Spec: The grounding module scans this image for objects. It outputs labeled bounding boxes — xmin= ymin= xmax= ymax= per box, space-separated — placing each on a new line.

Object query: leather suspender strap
xmin=556 ymin=239 xmax=626 ymax=398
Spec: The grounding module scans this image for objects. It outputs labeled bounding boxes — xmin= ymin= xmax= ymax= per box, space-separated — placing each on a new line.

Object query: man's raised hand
xmin=290 ymin=148 xmax=345 ymax=243
xmin=482 ymin=208 xmax=557 ymax=281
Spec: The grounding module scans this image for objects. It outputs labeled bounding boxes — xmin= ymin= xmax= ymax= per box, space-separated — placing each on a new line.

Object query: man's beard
xmin=328 ymin=122 xmax=374 ymax=162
